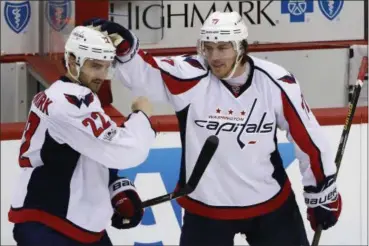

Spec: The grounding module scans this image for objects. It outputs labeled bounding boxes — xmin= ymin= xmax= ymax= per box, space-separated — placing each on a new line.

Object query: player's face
xmin=203 ymin=41 xmax=237 ymax=79
xmin=79 ymin=59 xmax=112 ymax=93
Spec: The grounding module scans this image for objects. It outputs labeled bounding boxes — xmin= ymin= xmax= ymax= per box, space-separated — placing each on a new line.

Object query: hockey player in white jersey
xmin=85 ymin=11 xmax=342 ymax=246
xmin=8 ymin=26 xmax=156 ymax=246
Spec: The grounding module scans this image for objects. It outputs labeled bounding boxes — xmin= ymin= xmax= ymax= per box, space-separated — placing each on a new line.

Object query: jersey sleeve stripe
xmin=280 ymin=91 xmax=325 ymax=183
xmin=137 ymin=50 xmax=208 ymax=95
xmin=255 ymin=66 xmax=326 ymax=184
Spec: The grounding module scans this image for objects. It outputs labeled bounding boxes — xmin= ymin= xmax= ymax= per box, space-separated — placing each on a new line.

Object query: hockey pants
xmin=13 ymin=222 xmax=113 ymax=246
xmin=179 ymin=193 xmax=310 ymax=246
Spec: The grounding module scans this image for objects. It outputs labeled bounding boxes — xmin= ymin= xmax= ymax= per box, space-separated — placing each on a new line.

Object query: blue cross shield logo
xmin=318 ymin=0 xmax=344 ymax=20
xmin=4 ymin=1 xmax=31 ymax=34
xmin=45 ymin=0 xmax=72 ymax=31
xmin=281 ymin=0 xmax=314 ymax=23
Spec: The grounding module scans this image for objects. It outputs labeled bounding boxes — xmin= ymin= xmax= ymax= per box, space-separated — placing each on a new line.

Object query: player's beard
xmin=211 ymin=63 xmax=233 ymax=79
xmin=88 ymin=79 xmax=103 ymax=93
xmin=78 ymin=70 xmax=104 ymax=93
xmin=209 ymin=55 xmax=238 ymax=79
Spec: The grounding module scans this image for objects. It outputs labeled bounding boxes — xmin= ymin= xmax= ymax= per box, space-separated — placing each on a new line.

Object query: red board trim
xmin=1 ymin=40 xmax=367 ymax=63
xmin=1 ymin=107 xmax=367 ymax=141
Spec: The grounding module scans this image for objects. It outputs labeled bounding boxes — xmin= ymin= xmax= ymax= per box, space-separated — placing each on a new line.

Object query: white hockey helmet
xmin=198 ymin=11 xmax=249 ymax=79
xmin=64 ymin=26 xmax=116 ymax=81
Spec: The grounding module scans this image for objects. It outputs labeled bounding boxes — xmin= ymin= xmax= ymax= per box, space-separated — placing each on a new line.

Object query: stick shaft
xmin=141 ymin=135 xmax=219 ymax=208
xmin=142 ymin=187 xmax=191 ymax=208
xmin=311 ymin=56 xmax=367 ymax=246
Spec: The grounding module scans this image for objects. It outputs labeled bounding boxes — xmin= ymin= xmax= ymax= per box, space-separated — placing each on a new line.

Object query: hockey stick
xmin=311 ymin=56 xmax=368 ymax=246
xmin=142 ymin=135 xmax=219 ymax=208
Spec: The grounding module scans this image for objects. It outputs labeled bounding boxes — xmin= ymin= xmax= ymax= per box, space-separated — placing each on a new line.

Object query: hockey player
xmin=8 ymin=26 xmax=156 ymax=246
xmin=85 ymin=11 xmax=342 ymax=246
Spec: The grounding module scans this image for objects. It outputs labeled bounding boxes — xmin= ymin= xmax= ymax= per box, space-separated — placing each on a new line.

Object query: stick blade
xmin=187 ymin=135 xmax=219 ymax=189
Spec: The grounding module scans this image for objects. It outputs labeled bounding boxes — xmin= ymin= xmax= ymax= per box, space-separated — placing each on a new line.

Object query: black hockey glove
xmin=303 ymin=175 xmax=342 ymax=231
xmin=83 ymin=18 xmax=138 ymax=62
xmin=109 ymin=178 xmax=144 ymax=229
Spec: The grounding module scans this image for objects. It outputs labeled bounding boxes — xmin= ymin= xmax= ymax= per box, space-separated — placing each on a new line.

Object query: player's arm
xmin=47 ymin=97 xmax=155 ymax=170
xmin=274 ymin=73 xmax=341 ymax=231
xmin=116 ymin=50 xmax=208 ymax=107
xmin=274 ymin=76 xmax=336 ymax=186
xmin=84 ymin=19 xmax=209 ymax=110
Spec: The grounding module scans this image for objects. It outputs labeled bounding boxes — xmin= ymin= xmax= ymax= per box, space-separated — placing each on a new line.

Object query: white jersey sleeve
xmin=115 ymin=48 xmax=209 ymax=111
xmin=46 ymin=83 xmax=156 ymax=169
xmin=273 ymin=73 xmax=336 ymax=187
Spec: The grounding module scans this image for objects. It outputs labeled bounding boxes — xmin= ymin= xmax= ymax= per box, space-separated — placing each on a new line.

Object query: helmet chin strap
xmin=220 ymin=41 xmax=244 ymax=80
xmin=66 ymin=61 xmax=83 ymax=85
xmin=221 ymin=53 xmax=243 ymax=80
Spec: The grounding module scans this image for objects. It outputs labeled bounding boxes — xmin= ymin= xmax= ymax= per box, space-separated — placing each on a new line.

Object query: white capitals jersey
xmin=116 ymin=50 xmax=336 ymax=220
xmin=9 ymin=76 xmax=156 ymax=243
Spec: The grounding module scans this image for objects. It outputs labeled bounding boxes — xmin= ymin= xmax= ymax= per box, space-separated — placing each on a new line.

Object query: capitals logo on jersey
xmin=184 ymin=56 xmax=205 ymax=70
xmin=278 ymin=74 xmax=297 ymax=84
xmin=64 ymin=93 xmax=94 ymax=108
xmin=4 ymin=0 xmax=31 ymax=34
xmin=194 ymin=98 xmax=274 ymax=149
xmin=45 ymin=0 xmax=72 ymax=31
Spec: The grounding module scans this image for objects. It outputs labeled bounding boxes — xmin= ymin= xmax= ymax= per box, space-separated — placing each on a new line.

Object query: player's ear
xmin=67 ymin=53 xmax=77 ymax=66
xmin=67 ymin=54 xmax=78 ymax=76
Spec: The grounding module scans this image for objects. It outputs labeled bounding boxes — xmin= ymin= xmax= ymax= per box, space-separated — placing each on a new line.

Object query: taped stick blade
xmin=187 ymin=135 xmax=219 ymax=189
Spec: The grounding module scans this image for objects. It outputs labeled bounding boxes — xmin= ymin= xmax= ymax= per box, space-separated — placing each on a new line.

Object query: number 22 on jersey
xmin=18 ymin=111 xmax=111 ymax=167
xmin=82 ymin=112 xmax=111 ymax=138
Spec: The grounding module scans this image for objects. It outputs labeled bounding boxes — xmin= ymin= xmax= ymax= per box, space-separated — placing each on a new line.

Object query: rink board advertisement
xmin=1 ymin=0 xmax=365 ymax=55
xmin=1 ymin=0 xmax=75 ymax=55
xmin=110 ymin=0 xmax=365 ymax=49
xmin=1 ymin=124 xmax=367 ymax=245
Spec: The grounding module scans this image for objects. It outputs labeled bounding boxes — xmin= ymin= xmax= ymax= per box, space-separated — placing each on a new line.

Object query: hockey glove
xmin=303 ymin=175 xmax=342 ymax=231
xmin=109 ymin=178 xmax=144 ymax=229
xmin=82 ymin=18 xmax=106 ymax=30
xmin=83 ymin=18 xmax=138 ymax=62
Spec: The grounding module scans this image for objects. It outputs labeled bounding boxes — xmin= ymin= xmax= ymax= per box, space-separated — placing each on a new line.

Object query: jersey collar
xmin=59 ymin=75 xmax=73 ymax=83
xmin=220 ymin=56 xmax=255 ymax=98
